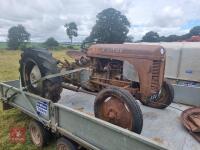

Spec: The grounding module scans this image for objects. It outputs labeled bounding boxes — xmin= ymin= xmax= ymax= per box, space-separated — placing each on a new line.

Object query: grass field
xmin=0 ymin=42 xmax=7 ymax=49
xmin=0 ymin=49 xmax=74 ymax=150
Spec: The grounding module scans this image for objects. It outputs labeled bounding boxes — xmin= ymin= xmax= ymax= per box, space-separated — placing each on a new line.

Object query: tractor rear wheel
xmin=94 ymin=87 xmax=143 ymax=134
xmin=19 ymin=48 xmax=62 ymax=102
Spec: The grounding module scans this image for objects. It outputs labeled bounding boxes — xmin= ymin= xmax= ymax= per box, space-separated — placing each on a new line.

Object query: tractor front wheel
xmin=94 ymin=87 xmax=143 ymax=134
xmin=144 ymin=81 xmax=174 ymax=109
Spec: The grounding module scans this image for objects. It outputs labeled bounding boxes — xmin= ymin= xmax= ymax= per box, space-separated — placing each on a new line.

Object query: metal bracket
xmin=2 ymin=86 xmax=20 ymax=103
xmin=22 ymin=68 xmax=85 ymax=90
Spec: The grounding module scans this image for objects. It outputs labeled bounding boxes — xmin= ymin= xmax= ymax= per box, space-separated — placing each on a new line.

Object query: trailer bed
xmin=0 ymin=80 xmax=166 ymax=150
xmin=1 ymin=80 xmax=200 ymax=150
xmin=59 ymin=89 xmax=199 ymax=150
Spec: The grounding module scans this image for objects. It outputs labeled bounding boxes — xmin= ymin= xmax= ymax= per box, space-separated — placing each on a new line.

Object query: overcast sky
xmin=0 ymin=0 xmax=200 ymax=42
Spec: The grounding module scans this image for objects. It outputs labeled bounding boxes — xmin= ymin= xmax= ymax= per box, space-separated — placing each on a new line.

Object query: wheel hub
xmin=107 ymin=109 xmax=117 ymax=120
xmin=30 ymin=65 xmax=42 ymax=88
xmin=100 ymin=96 xmax=133 ymax=129
xmin=31 ymin=126 xmax=41 ymax=145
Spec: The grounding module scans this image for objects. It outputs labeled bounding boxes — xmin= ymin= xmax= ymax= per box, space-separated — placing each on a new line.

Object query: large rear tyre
xmin=19 ymin=49 xmax=62 ymax=102
xmin=144 ymin=81 xmax=174 ymax=109
xmin=94 ymin=87 xmax=143 ymax=134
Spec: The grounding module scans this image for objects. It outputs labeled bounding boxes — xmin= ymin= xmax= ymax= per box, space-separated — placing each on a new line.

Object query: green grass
xmin=63 ymin=45 xmax=81 ymax=50
xmin=29 ymin=42 xmax=44 ymax=48
xmin=0 ymin=42 xmax=7 ymax=49
xmin=0 ymin=50 xmax=20 ymax=81
xmin=0 ymin=49 xmax=73 ymax=149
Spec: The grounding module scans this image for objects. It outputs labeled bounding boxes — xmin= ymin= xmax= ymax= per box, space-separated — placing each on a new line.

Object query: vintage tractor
xmin=19 ymin=44 xmax=173 ymax=133
xmin=19 ymin=47 xmax=143 ymax=134
xmin=66 ymin=44 xmax=174 ymax=109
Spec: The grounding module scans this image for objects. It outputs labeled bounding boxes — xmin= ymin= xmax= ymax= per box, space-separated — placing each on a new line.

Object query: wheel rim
xmin=98 ymin=95 xmax=133 ymax=130
xmin=30 ymin=126 xmax=41 ymax=145
xmin=30 ymin=65 xmax=42 ymax=87
xmin=155 ymin=85 xmax=167 ymax=102
xmin=24 ymin=60 xmax=42 ymax=89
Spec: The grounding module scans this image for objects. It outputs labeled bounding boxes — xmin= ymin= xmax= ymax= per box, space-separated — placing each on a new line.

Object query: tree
xmin=189 ymin=26 xmax=200 ymax=36
xmin=125 ymin=35 xmax=134 ymax=42
xmin=163 ymin=35 xmax=180 ymax=42
xmin=85 ymin=8 xmax=130 ymax=43
xmin=179 ymin=33 xmax=191 ymax=41
xmin=142 ymin=31 xmax=160 ymax=42
xmin=64 ymin=22 xmax=78 ymax=44
xmin=43 ymin=37 xmax=59 ymax=49
xmin=159 ymin=36 xmax=166 ymax=42
xmin=7 ymin=25 xmax=30 ymax=50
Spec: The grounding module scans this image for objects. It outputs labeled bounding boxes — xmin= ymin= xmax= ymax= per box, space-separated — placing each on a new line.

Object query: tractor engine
xmin=91 ymin=58 xmax=123 ymax=80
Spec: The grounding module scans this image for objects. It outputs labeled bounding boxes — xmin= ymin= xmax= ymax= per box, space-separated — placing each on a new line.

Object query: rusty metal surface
xmin=87 ymin=44 xmax=166 ymax=98
xmin=97 ymin=96 xmax=133 ymax=130
xmin=87 ymin=44 xmax=165 ymax=59
xmin=62 ymin=44 xmax=170 ymax=108
xmin=181 ymin=107 xmax=200 ymax=142
xmin=86 ymin=44 xmax=166 ymax=103
xmin=189 ymin=115 xmax=200 ymax=132
xmin=89 ymin=77 xmax=139 ymax=96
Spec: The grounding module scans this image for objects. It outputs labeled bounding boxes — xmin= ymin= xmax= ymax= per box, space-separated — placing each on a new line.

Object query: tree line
xmin=6 ymin=8 xmax=200 ymax=50
xmin=7 ymin=23 xmax=78 ymax=50
xmin=141 ymin=26 xmax=200 ymax=42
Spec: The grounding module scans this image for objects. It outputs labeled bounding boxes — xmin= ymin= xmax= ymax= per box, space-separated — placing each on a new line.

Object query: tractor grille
xmin=151 ymin=60 xmax=161 ymax=91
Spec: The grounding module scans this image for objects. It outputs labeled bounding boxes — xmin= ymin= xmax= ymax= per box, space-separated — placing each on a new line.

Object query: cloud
xmin=151 ymin=6 xmax=184 ymax=27
xmin=0 ymin=0 xmax=199 ymax=42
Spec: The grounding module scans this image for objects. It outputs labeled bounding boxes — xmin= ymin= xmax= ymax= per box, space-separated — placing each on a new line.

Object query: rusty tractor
xmin=66 ymin=44 xmax=174 ymax=109
xmin=19 ymin=44 xmax=174 ymax=133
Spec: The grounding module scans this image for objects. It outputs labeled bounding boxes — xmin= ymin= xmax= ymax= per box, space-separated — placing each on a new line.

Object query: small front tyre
xmin=144 ymin=81 xmax=174 ymax=109
xmin=94 ymin=87 xmax=143 ymax=134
